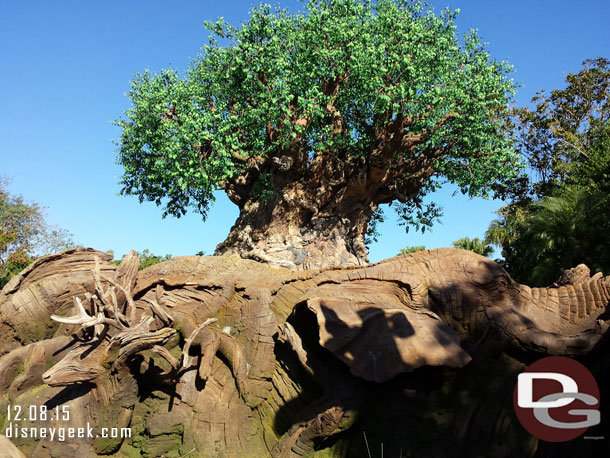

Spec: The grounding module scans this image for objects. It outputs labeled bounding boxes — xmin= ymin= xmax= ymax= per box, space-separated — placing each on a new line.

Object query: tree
xmin=487 ymin=186 xmax=609 ymax=286
xmin=498 ymin=57 xmax=610 ymax=203
xmin=488 ymin=58 xmax=610 ymax=285
xmin=0 ymin=179 xmax=75 ymax=288
xmin=451 ymin=237 xmax=493 ymax=258
xmin=116 ymin=0 xmax=519 ymax=269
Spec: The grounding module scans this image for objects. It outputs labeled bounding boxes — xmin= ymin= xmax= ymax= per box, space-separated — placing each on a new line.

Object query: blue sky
xmin=1 ymin=0 xmax=609 ymax=262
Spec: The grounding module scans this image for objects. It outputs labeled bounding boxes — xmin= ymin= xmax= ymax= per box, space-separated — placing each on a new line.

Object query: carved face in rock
xmin=42 ymin=339 xmax=110 ymax=387
xmin=42 ymin=324 xmax=177 ymax=389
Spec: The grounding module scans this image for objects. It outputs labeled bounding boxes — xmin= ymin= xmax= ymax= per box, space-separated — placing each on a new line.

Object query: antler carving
xmin=44 ymin=252 xmax=163 ymax=387
xmin=44 ymin=252 xmax=224 ymax=390
xmin=50 ymin=296 xmax=115 ymax=329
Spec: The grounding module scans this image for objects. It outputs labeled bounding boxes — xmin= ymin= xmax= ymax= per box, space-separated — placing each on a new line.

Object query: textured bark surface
xmin=0 ymin=248 xmax=609 ymax=457
xmin=214 ymin=186 xmax=373 ymax=270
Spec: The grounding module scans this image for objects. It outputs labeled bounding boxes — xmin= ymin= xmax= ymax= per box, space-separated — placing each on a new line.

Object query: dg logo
xmin=513 ymin=356 xmax=601 ymax=441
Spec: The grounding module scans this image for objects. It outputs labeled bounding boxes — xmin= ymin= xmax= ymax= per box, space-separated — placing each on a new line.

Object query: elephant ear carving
xmin=306 ymin=282 xmax=471 ymax=383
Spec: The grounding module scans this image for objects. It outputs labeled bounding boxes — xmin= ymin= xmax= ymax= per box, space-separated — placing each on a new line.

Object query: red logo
xmin=513 ymin=356 xmax=600 ymax=441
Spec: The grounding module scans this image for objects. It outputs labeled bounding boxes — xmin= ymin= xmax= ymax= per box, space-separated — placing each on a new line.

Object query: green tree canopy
xmin=499 ymin=57 xmax=610 ymax=202
xmin=117 ymin=0 xmax=519 ymax=269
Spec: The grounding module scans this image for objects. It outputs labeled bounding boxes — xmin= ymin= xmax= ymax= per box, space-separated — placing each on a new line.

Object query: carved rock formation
xmin=0 ymin=248 xmax=608 ymax=457
xmin=554 ymin=263 xmax=595 ymax=286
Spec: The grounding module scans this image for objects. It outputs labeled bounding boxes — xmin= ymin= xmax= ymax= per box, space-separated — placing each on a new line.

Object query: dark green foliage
xmin=116 ymin=0 xmax=519 ymax=232
xmin=487 ymin=187 xmax=609 ymax=286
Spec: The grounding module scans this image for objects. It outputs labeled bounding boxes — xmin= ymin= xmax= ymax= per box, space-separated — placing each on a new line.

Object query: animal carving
xmin=0 ymin=247 xmax=608 ymax=457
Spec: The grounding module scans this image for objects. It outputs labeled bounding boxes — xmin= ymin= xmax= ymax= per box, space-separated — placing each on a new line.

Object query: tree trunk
xmin=215 ymin=184 xmax=374 ymax=270
xmin=213 ymin=125 xmax=439 ymax=270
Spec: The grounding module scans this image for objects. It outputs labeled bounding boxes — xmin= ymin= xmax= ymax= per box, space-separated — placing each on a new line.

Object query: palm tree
xmin=520 ymin=186 xmax=607 ymax=285
xmin=487 ymin=186 xmax=609 ymax=286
